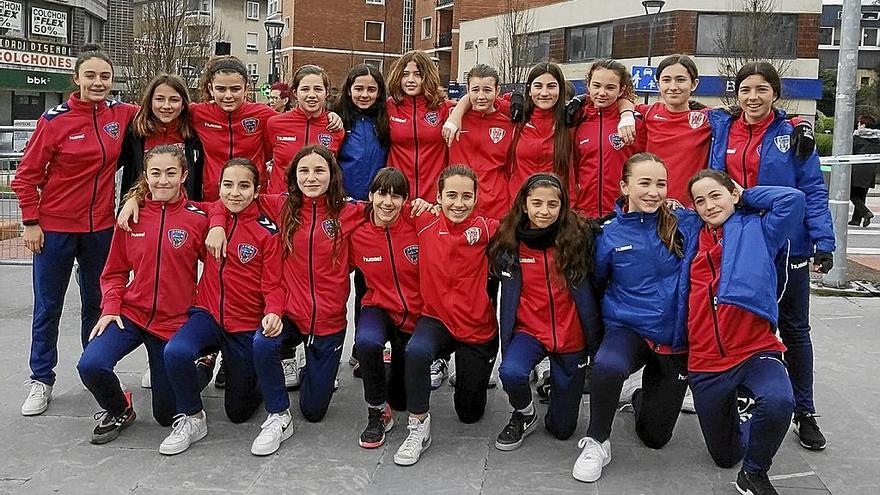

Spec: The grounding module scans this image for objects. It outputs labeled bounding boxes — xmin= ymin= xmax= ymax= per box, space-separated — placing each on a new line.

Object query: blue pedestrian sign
xmin=632 ymin=66 xmax=658 ymax=93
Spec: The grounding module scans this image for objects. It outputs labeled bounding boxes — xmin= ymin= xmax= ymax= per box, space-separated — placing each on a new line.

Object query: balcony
xmin=435 ymin=30 xmax=452 ymax=48
xmin=436 ymin=0 xmax=453 ymax=10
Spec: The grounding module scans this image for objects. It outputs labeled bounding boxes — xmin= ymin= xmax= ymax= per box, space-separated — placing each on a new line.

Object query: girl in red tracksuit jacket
xmin=189 ymin=56 xmax=278 ymax=202
xmin=385 ymin=50 xmax=455 ymax=201
xmin=77 ymin=145 xmax=209 ymax=446
xmin=350 ymin=168 xmax=425 ymax=449
xmin=393 ymin=165 xmax=499 ymax=467
xmin=447 ymin=64 xmax=516 ymax=220
xmin=266 ymin=65 xmax=345 ymax=193
xmin=157 ymin=158 xmax=285 ymax=457
xmin=573 ymin=59 xmax=645 ymax=218
xmin=12 ymin=45 xmax=138 ymax=417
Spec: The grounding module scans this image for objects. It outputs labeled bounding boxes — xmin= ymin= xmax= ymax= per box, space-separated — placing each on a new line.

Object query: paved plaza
xmin=0 ymin=265 xmax=877 ymax=494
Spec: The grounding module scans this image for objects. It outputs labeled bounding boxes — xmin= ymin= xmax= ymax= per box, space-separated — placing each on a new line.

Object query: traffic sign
xmin=260 ymin=82 xmax=271 ymax=96
xmin=631 ymin=65 xmax=658 ymax=93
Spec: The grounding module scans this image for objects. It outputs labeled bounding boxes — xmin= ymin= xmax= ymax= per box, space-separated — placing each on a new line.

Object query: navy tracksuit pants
xmin=776 ymin=255 xmax=816 ymax=415
xmin=587 ymin=327 xmax=688 ymax=448
xmin=252 ymin=316 xmax=344 ymax=422
xmin=355 ymin=306 xmax=410 ymax=411
xmin=405 ymin=316 xmax=498 ymax=423
xmin=689 ymin=352 xmax=794 ymax=475
xmin=31 ymin=229 xmax=112 ymax=386
xmin=499 ymin=331 xmax=586 ymax=440
xmin=164 ymin=309 xmax=261 ymax=423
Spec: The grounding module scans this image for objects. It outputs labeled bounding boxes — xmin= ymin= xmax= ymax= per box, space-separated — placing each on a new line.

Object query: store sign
xmin=30 ymin=6 xmax=66 ymax=39
xmin=0 ymin=47 xmax=73 ymax=69
xmin=0 ymin=67 xmax=73 ymax=91
xmin=0 ymin=0 xmax=22 ymax=30
xmin=0 ymin=36 xmax=70 ymax=56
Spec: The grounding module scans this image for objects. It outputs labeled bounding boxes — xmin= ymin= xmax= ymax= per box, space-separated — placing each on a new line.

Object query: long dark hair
xmin=133 ymin=74 xmax=195 ymax=140
xmin=281 ymin=145 xmax=346 ymax=261
xmin=486 ymin=173 xmax=594 ymax=285
xmin=333 ymin=63 xmax=390 ymax=147
xmin=621 ymin=153 xmax=682 ymax=257
xmin=735 ymin=61 xmax=782 ymax=102
xmin=507 ymin=62 xmax=573 ymax=186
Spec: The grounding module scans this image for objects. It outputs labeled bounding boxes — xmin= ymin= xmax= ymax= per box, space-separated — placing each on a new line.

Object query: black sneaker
xmin=735 ymin=469 xmax=778 ymax=495
xmin=90 ymin=392 xmax=136 ymax=445
xmin=214 ymin=357 xmax=227 ymax=389
xmin=494 ymin=411 xmax=538 ymax=451
xmin=352 ymin=361 xmax=362 ymax=379
xmin=793 ymin=413 xmax=826 ymax=450
xmin=358 ymin=404 xmax=394 ymax=449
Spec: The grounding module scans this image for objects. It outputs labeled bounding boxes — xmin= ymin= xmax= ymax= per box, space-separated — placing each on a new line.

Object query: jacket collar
xmin=68 ymin=93 xmax=109 ymax=114
xmin=613 ymin=197 xmax=659 ymax=224
xmin=143 ymin=192 xmax=186 ymax=213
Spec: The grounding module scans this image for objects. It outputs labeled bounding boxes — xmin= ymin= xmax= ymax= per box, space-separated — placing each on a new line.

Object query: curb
xmin=811 ymin=280 xmax=880 ymax=297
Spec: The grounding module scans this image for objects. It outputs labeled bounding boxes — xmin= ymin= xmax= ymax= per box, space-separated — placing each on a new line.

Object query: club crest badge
xmin=464 ymin=227 xmax=481 ymax=246
xmin=238 ymin=243 xmax=258 ymax=264
xmin=608 ymin=133 xmax=625 ymax=150
xmin=317 ymin=133 xmax=332 ymax=147
xmin=403 ymin=244 xmax=419 ymax=264
xmin=489 ymin=127 xmax=506 ymax=144
xmin=774 ymin=135 xmax=790 ymax=153
xmin=103 ymin=122 xmax=120 ymax=140
xmin=321 ymin=219 xmax=338 ymax=239
xmin=688 ymin=111 xmax=706 ymax=129
xmin=424 ymin=111 xmax=439 ymax=127
xmin=241 ymin=117 xmax=259 ymax=134
xmin=168 ymin=229 xmax=188 ymax=249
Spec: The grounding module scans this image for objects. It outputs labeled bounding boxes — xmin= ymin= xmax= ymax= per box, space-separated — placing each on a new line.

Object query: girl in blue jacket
xmin=707 ymin=62 xmax=835 ymax=451
xmin=573 ymin=152 xmax=699 ymax=483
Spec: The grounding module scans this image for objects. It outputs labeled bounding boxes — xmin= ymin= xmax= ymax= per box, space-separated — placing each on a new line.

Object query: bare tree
xmin=126 ymin=0 xmax=226 ymax=100
xmin=495 ymin=0 xmax=536 ymax=85
xmin=713 ymin=0 xmax=794 ymax=105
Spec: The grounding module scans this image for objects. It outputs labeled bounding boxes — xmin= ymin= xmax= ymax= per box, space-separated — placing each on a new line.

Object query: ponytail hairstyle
xmin=687 ymin=169 xmax=737 ymax=201
xmin=364 ymin=167 xmax=410 ymax=221
xmin=386 ymin=50 xmax=445 ymax=108
xmin=586 ymin=58 xmax=636 ymax=103
xmin=656 ymin=53 xmax=699 ymax=83
xmin=281 ymin=145 xmax=346 ymax=260
xmin=333 ymin=63 xmax=390 ymax=147
xmin=74 ymin=43 xmax=114 ymax=75
xmin=507 ymin=62 xmax=573 ymax=186
xmin=221 ymin=157 xmax=260 ymax=190
xmin=133 ymin=74 xmax=195 ymax=140
xmin=123 ymin=144 xmax=187 ymax=204
xmin=486 ymin=173 xmax=594 ymax=285
xmin=200 ymin=55 xmax=249 ymax=102
xmin=621 ymin=153 xmax=683 ymax=257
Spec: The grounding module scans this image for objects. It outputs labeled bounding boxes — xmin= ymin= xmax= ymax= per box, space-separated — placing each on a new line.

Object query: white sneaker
xmin=21 ymin=380 xmax=52 ymax=416
xmin=141 ymin=366 xmax=151 ymax=389
xmin=394 ymin=414 xmax=432 ymax=466
xmin=572 ymin=437 xmax=611 ymax=482
xmin=159 ymin=412 xmax=208 ymax=455
xmin=681 ymin=386 xmax=696 ymax=413
xmin=429 ymin=359 xmax=448 ymax=389
xmin=619 ymin=368 xmax=643 ymax=405
xmin=535 ymin=358 xmax=551 ymax=397
xmin=251 ymin=410 xmax=294 ymax=456
xmin=282 ymin=358 xmax=300 ymax=390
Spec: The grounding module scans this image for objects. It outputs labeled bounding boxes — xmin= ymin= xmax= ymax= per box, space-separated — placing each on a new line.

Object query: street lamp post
xmin=642 ymin=0 xmax=665 ymax=104
xmin=265 ymin=19 xmax=284 ymax=84
xmin=250 ymin=73 xmax=259 ymax=101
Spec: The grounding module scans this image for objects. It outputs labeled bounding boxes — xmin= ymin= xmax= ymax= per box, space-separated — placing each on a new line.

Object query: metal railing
xmin=0 ymin=125 xmax=31 ymax=265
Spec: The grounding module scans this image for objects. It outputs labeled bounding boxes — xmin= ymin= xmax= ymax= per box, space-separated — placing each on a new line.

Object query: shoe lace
xmin=502 ymin=412 xmax=525 ymax=436
xmin=366 ymin=408 xmax=385 ymax=431
xmin=260 ymin=413 xmax=288 ymax=434
xmin=401 ymin=420 xmax=425 ymax=452
xmin=24 ymin=380 xmax=47 ymax=398
xmin=430 ymin=359 xmax=445 ymax=374
xmin=797 ymin=413 xmax=821 ymax=429
xmin=282 ymin=359 xmax=298 ymax=375
xmin=169 ymin=413 xmax=194 ymax=438
xmin=576 ymin=437 xmax=602 ymax=461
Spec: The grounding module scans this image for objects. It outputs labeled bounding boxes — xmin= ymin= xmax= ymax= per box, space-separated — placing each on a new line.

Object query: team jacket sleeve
xmin=100 ymin=227 xmax=132 ymax=315
xmin=11 ymin=117 xmax=55 ymax=223
xmin=594 ymin=227 xmax=613 ymax=287
xmin=207 ymin=200 xmax=227 ymax=229
xmin=742 ymin=186 xmax=807 ymax=255
xmin=795 ymin=150 xmax=836 ymax=253
xmin=261 ymin=234 xmax=286 ymax=316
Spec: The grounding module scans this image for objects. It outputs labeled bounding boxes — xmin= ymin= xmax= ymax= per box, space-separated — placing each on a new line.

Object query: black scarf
xmin=516 ymin=216 xmax=560 ymax=250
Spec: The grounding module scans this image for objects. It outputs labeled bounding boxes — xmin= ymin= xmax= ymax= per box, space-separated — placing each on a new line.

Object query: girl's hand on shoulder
xmin=205 ymin=226 xmax=227 ymax=261
xmin=261 ymin=313 xmax=282 ymax=337
xmin=89 ymin=314 xmax=124 ymax=341
xmin=327 ymin=112 xmax=343 ymax=132
xmin=664 ymin=198 xmax=684 ymax=210
xmin=618 ymin=111 xmax=636 ymax=145
xmin=410 ymin=198 xmax=438 ymax=217
xmin=117 ymin=197 xmax=140 ymax=231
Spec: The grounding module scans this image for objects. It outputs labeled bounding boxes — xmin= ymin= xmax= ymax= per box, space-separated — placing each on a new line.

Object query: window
xmin=283 ymin=16 xmax=290 ymax=35
xmin=247 ymin=63 xmax=258 ymax=78
xmin=864 ymin=28 xmax=879 ymax=47
xmin=364 ymin=58 xmax=384 ymax=71
xmin=696 ymin=13 xmax=796 ymax=58
xmin=598 ymin=23 xmax=613 ymax=58
xmin=402 ymin=0 xmax=413 ymax=51
xmin=187 ymin=0 xmax=211 ymax=14
xmin=246 ymin=1 xmax=259 ymax=20
xmin=365 ymin=21 xmax=384 ymax=42
xmin=366 ymin=0 xmax=385 ymax=4
xmin=862 ymin=76 xmax=871 ymax=86
xmin=819 ymin=27 xmax=833 ymax=46
xmin=487 ymin=37 xmax=498 ymax=48
xmin=464 ymin=40 xmax=474 ymax=50
xmin=519 ymin=31 xmax=550 ymax=65
xmin=268 ymin=0 xmax=279 ymax=16
xmin=421 ymin=17 xmax=432 ymax=39
xmin=864 ymin=11 xmax=880 ymax=20
xmin=564 ymin=23 xmax=612 ymax=62
xmin=246 ymin=32 xmax=258 ymax=50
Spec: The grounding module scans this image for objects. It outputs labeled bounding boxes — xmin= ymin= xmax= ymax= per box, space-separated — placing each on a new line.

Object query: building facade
xmin=458 ymin=0 xmax=822 ymax=116
xmin=819 ymin=0 xmax=880 ymax=86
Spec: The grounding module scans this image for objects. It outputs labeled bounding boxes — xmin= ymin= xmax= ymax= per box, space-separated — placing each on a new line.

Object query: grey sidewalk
xmin=0 ymin=265 xmax=876 ymax=494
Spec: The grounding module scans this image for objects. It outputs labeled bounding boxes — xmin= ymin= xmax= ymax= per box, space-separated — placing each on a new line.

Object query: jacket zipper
xmin=542 ymin=250 xmax=558 ymax=353
xmin=90 ymin=105 xmax=107 ymax=232
xmin=146 ymin=204 xmax=166 ymax=329
xmin=307 ymin=202 xmax=318 ymax=343
xmin=305 ymin=119 xmax=311 ymax=145
xmin=218 ymin=215 xmax=238 ymax=329
xmin=741 ymin=124 xmax=752 ymax=188
xmin=227 ymin=113 xmax=234 ymax=159
xmin=705 ymin=230 xmax=726 ymax=357
xmin=411 ymin=97 xmax=420 ymax=197
xmin=385 ymin=227 xmax=409 ymax=327
xmin=598 ymin=110 xmax=604 ymax=216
